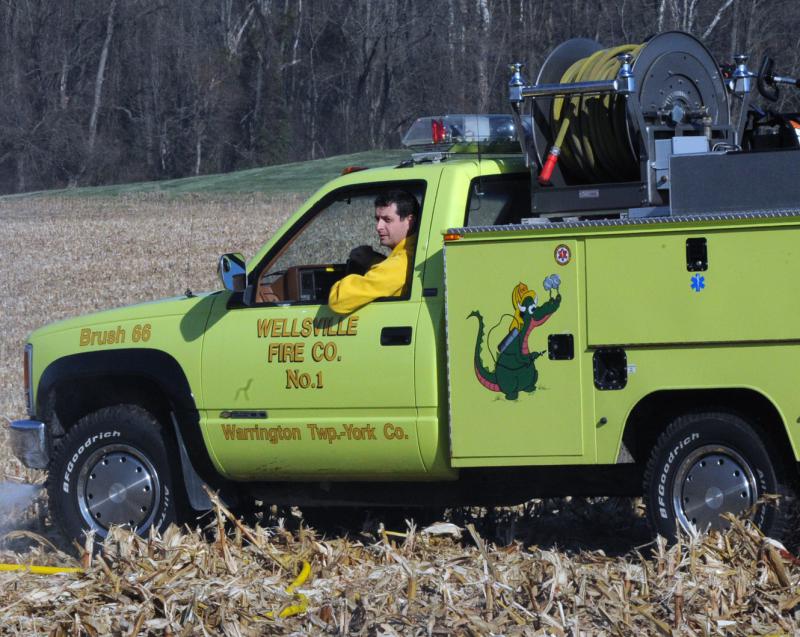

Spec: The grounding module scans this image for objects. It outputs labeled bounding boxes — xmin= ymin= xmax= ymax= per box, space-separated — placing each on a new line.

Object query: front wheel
xmin=47 ymin=405 xmax=180 ymax=544
xmin=643 ymin=411 xmax=793 ymax=541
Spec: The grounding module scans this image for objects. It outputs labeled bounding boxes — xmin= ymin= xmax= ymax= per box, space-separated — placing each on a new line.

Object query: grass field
xmin=7 ymin=149 xmax=408 ymax=199
xmin=1 ymin=158 xmax=799 ymax=634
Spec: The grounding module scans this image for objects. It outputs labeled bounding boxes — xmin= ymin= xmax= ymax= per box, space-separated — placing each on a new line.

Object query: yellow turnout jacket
xmin=328 ymin=234 xmax=417 ymax=314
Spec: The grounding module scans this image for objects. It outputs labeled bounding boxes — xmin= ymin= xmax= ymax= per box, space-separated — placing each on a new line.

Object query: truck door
xmin=445 ymin=192 xmax=585 ymax=463
xmin=200 ymin=181 xmax=434 ymax=480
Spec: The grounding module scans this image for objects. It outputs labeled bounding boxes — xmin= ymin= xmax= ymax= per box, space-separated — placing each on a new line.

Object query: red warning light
xmin=341 ymin=166 xmax=368 ymax=175
xmin=431 ymin=119 xmax=446 ymax=144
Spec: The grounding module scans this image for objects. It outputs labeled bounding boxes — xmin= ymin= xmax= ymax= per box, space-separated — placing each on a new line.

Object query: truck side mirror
xmin=217 ymin=253 xmax=246 ymax=292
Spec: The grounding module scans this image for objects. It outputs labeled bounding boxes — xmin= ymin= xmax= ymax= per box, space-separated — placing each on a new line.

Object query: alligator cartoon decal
xmin=468 ymin=274 xmax=561 ymax=400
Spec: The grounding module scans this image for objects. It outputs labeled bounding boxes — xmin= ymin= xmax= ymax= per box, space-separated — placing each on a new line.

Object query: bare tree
xmin=1 ymin=0 xmax=799 ymax=195
xmin=88 ymin=0 xmax=117 ymax=155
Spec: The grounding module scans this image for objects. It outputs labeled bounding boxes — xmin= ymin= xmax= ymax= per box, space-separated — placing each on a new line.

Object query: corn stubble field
xmin=1 ymin=194 xmax=799 ymax=636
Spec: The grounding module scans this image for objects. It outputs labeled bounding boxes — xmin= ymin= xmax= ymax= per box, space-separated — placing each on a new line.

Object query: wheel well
xmin=42 ymin=373 xmax=225 ymax=495
xmin=622 ymin=389 xmax=796 ymax=468
xmin=43 ymin=375 xmax=173 ymax=439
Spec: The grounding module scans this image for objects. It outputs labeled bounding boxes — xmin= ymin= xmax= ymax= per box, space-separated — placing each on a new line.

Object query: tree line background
xmin=1 ymin=0 xmax=798 ymax=194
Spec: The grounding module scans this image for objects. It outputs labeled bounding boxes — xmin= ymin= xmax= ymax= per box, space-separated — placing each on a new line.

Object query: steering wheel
xmin=345 ymin=257 xmax=368 ymax=276
xmin=345 ymin=245 xmax=385 ymax=276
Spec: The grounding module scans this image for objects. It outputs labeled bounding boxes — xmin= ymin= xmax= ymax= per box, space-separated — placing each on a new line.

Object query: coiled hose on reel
xmin=535 ymin=32 xmax=729 ymax=185
xmin=549 ymin=44 xmax=642 ymax=183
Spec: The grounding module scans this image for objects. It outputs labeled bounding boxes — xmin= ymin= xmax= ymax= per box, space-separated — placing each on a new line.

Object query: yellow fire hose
xmin=2 ymin=488 xmax=311 ymax=620
xmin=541 ymin=43 xmax=642 ymax=184
xmin=1 ymin=557 xmax=311 ymax=621
xmin=263 ymin=559 xmax=311 ymax=620
xmin=1 ymin=558 xmax=311 ymax=620
xmin=0 ymin=563 xmax=83 ymax=575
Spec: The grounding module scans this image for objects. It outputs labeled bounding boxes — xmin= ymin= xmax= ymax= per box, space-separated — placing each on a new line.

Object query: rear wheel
xmin=48 ymin=405 xmax=180 ymax=544
xmin=643 ymin=411 xmax=793 ymax=541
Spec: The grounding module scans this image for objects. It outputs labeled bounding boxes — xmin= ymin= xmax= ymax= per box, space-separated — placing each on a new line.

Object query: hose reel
xmin=540 ymin=32 xmax=729 ymax=183
xmin=509 ymin=31 xmax=800 ymax=218
xmin=518 ymin=31 xmax=731 ymax=188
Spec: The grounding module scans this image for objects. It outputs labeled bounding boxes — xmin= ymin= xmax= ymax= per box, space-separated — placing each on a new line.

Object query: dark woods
xmin=1 ymin=0 xmax=797 ymax=194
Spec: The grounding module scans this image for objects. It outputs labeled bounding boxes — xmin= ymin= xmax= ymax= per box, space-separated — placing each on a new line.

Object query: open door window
xmin=253 ymin=183 xmax=425 ymax=305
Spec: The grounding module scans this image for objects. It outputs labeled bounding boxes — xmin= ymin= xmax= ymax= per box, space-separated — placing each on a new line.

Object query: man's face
xmin=375 ymin=203 xmax=414 ymax=249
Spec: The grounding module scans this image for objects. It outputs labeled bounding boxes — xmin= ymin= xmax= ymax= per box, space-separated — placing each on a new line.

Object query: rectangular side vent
xmin=686 ymin=238 xmax=707 ymax=271
xmin=548 ymin=334 xmax=574 ymax=360
xmin=593 ymin=348 xmax=628 ymax=390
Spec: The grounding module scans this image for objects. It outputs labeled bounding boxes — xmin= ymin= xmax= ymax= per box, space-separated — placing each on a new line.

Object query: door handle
xmin=381 ymin=326 xmax=412 ymax=346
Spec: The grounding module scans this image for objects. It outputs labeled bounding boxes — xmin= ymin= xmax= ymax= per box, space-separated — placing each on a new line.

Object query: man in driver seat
xmin=328 ymin=190 xmax=418 ymax=314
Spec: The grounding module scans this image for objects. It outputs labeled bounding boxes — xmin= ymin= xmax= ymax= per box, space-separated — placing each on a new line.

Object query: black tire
xmin=643 ymin=411 xmax=794 ymax=541
xmin=47 ymin=404 xmax=180 ymax=544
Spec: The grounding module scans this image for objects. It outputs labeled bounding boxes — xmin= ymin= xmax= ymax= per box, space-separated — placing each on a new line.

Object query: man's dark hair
xmin=375 ymin=190 xmax=420 ymax=220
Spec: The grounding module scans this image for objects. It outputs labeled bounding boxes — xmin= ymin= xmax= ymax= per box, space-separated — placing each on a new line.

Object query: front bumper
xmin=9 ymin=420 xmax=49 ymax=469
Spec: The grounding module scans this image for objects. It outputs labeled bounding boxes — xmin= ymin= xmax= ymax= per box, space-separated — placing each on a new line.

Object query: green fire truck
xmin=10 ymin=31 xmax=800 ymax=543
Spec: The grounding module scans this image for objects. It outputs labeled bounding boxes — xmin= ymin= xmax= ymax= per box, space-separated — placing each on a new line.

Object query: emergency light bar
xmin=402 ymin=114 xmax=525 ymax=153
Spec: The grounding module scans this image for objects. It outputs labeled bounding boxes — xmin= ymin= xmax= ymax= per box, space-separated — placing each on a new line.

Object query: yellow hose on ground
xmin=0 ymin=559 xmax=312 ymax=620
xmin=201 ymin=486 xmax=313 ymax=621
xmin=0 ymin=563 xmax=83 ymax=575
xmin=263 ymin=559 xmax=311 ymax=620
xmin=3 ymin=486 xmax=312 ymax=621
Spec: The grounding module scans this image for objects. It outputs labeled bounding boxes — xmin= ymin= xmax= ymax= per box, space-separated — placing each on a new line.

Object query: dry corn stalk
xmin=0 ymin=499 xmax=797 ymax=635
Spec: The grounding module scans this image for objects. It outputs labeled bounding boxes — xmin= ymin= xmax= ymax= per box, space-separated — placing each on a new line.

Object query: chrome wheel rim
xmin=76 ymin=444 xmax=160 ymax=536
xmin=671 ymin=444 xmax=757 ymax=534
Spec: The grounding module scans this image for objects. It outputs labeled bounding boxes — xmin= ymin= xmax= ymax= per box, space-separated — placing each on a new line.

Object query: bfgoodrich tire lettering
xmin=48 ymin=405 xmax=178 ymax=543
xmin=644 ymin=411 xmax=792 ymax=541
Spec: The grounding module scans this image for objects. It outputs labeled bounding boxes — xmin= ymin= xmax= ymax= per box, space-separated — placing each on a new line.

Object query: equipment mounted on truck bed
xmin=506 ymin=31 xmax=800 ymax=218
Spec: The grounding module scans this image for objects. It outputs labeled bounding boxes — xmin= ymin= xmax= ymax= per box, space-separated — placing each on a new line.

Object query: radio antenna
xmin=184 ymin=209 xmax=194 ymax=298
